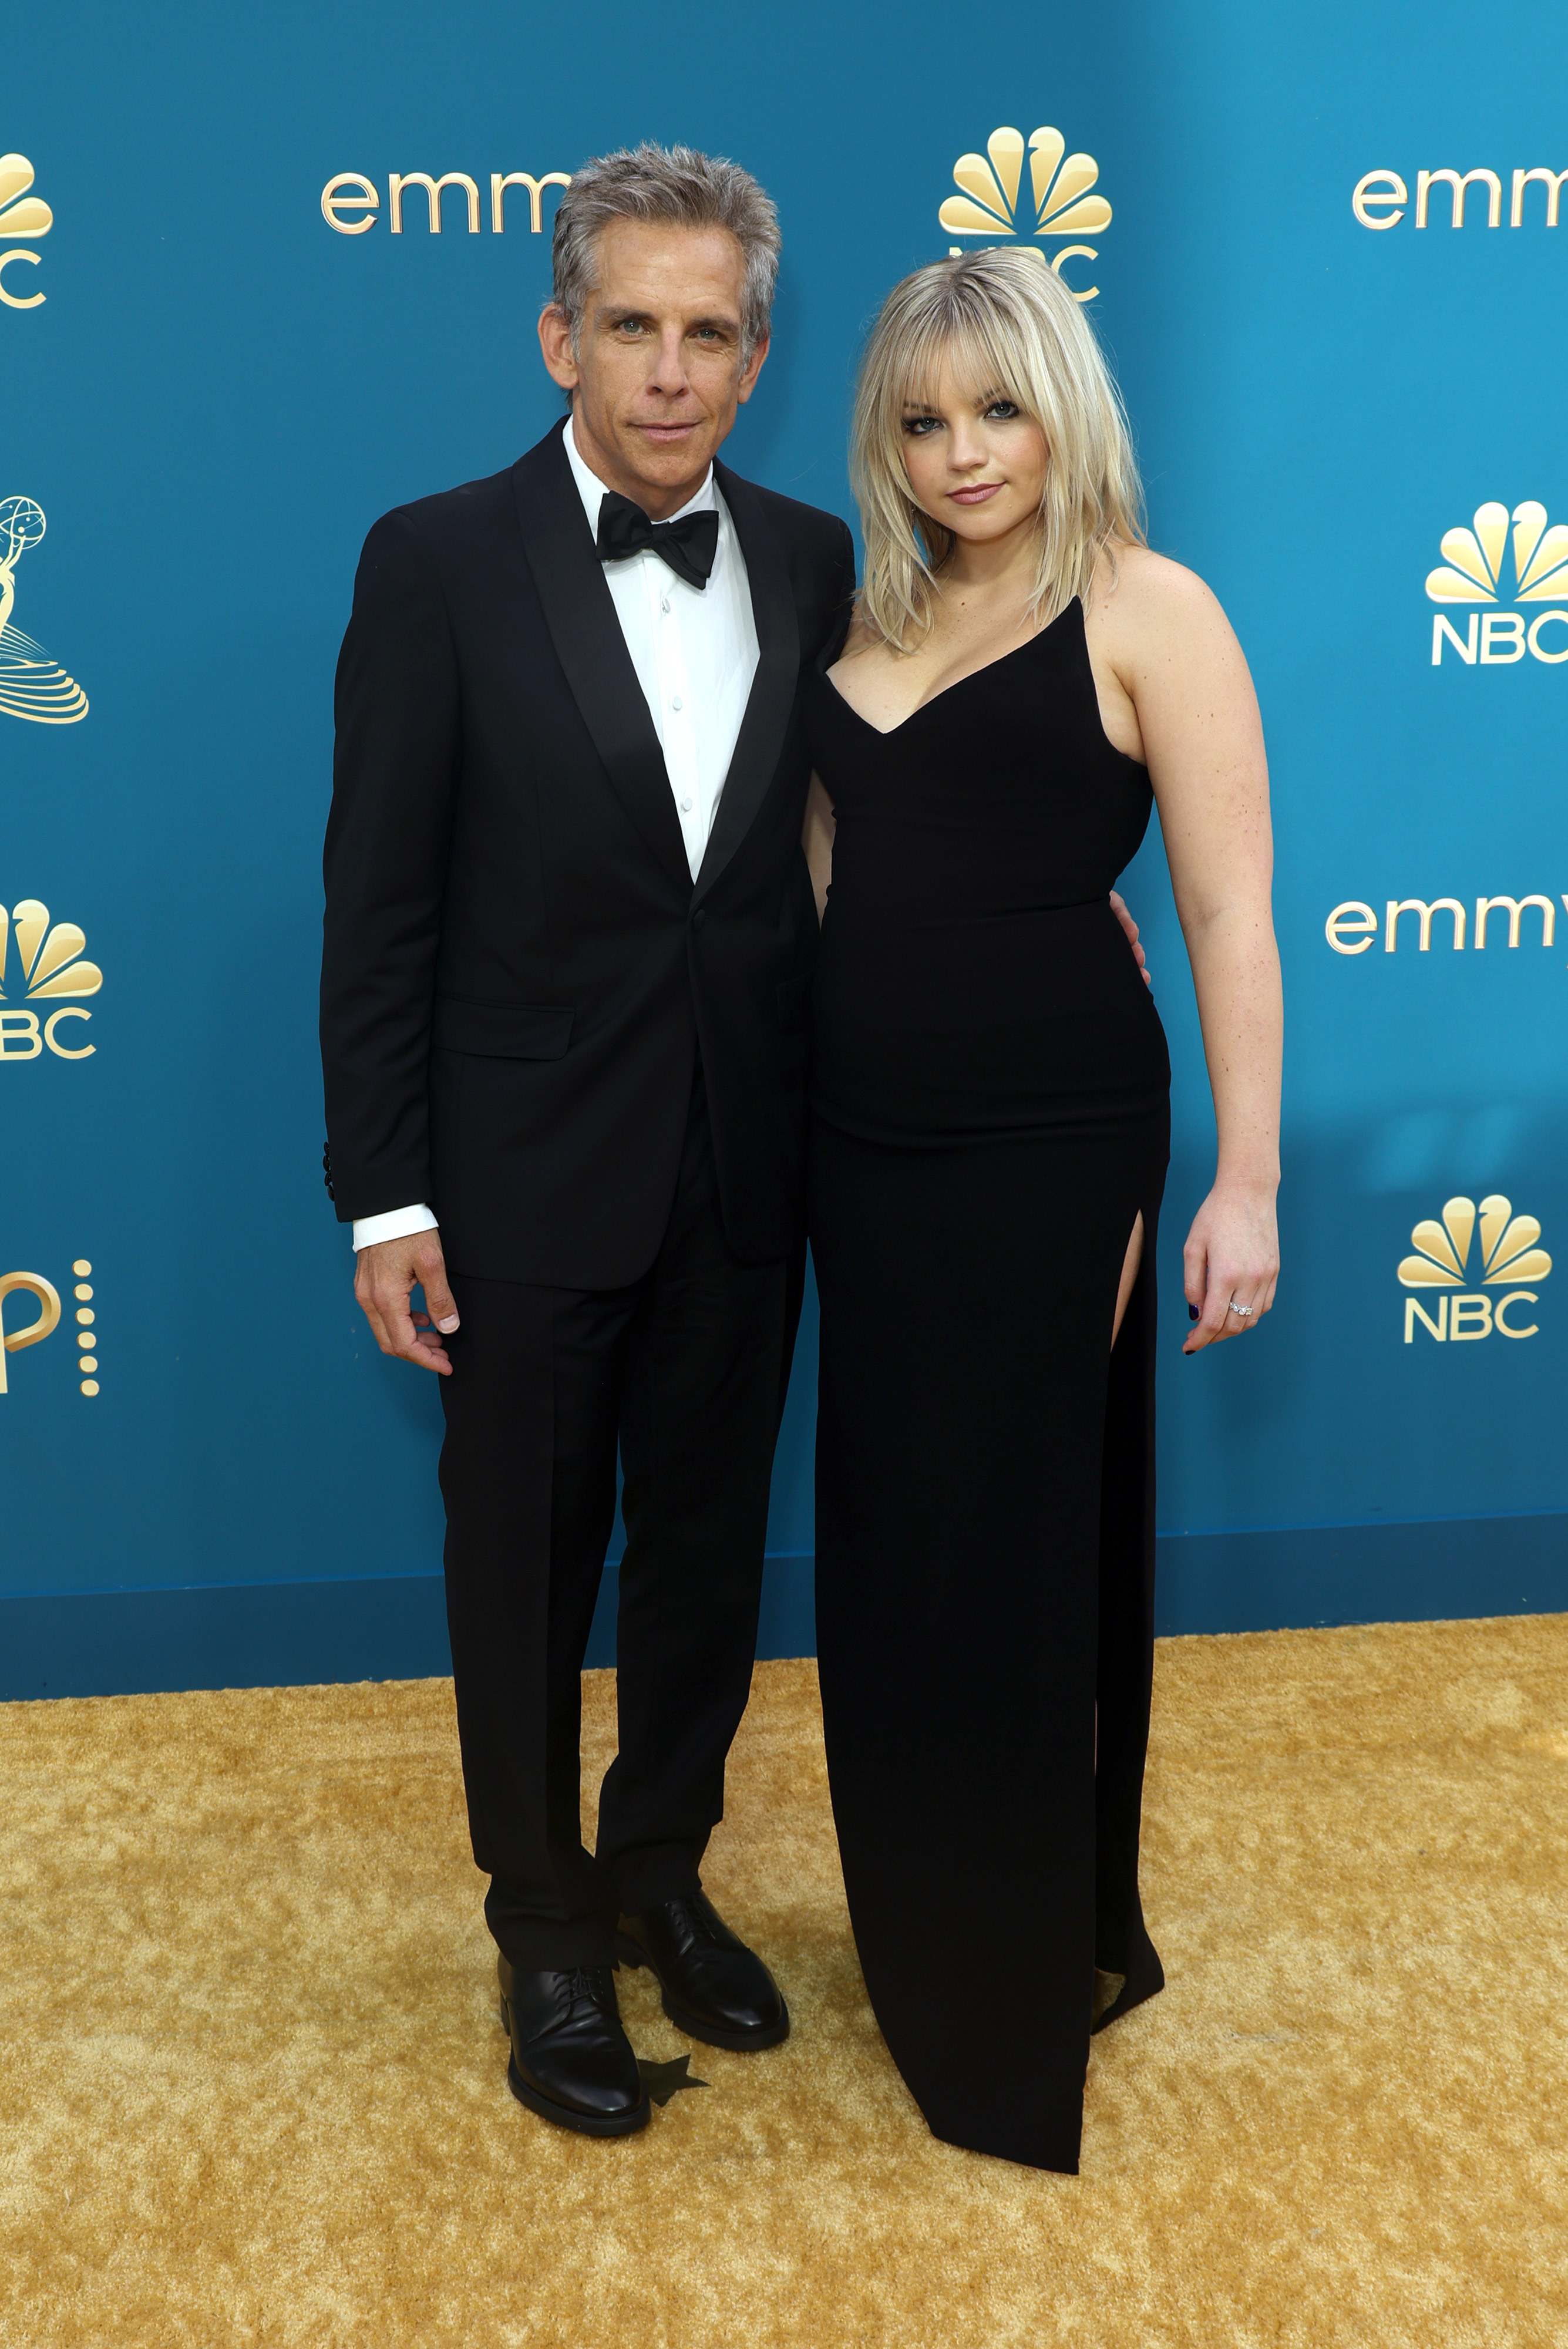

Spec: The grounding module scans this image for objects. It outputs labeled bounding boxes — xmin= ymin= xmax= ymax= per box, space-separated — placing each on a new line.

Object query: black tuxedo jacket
xmin=320 ymin=419 xmax=856 ymax=1288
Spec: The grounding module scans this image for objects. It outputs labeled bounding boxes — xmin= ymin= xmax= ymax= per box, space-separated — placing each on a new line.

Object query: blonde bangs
xmin=893 ymin=311 xmax=1024 ymax=435
xmin=849 ymin=248 xmax=1145 ymax=653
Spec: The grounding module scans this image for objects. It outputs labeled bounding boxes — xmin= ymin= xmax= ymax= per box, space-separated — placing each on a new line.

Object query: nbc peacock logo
xmin=0 ymin=498 xmax=88 ymax=723
xmin=0 ymin=898 xmax=102 ymax=1060
xmin=938 ymin=126 xmax=1111 ymax=301
xmin=0 ymin=153 xmax=51 ymax=310
xmin=1398 ymin=1194 xmax=1552 ymax=1343
xmin=1425 ymin=501 xmax=1568 ymax=667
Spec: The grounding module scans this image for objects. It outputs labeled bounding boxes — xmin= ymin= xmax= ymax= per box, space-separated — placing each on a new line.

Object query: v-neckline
xmin=822 ymin=597 xmax=1080 ymax=738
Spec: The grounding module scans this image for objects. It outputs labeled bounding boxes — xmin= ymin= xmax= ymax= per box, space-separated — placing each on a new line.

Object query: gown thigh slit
xmin=803 ymin=599 xmax=1170 ymax=2175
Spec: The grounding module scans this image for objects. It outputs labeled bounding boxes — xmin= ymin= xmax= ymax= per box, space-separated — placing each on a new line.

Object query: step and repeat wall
xmin=4 ymin=0 xmax=1565 ymax=1692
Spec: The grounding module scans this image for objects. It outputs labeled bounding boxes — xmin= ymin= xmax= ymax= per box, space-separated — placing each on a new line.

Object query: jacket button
xmin=692 ymin=908 xmax=707 ymax=930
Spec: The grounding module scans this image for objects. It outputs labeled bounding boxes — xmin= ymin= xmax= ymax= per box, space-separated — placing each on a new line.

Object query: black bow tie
xmin=596 ymin=490 xmax=719 ymax=590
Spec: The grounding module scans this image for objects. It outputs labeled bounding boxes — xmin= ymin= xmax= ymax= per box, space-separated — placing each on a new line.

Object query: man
xmin=320 ymin=145 xmax=854 ymax=2138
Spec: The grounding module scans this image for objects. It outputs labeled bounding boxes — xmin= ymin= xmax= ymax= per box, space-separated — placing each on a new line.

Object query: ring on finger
xmin=1227 ymin=1297 xmax=1255 ymax=1318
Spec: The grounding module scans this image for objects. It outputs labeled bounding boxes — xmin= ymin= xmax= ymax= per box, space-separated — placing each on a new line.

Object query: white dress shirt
xmin=352 ymin=421 xmax=760 ymax=1251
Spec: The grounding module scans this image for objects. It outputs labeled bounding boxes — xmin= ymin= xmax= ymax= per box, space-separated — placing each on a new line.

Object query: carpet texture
xmin=2 ymin=1616 xmax=1566 ymax=2346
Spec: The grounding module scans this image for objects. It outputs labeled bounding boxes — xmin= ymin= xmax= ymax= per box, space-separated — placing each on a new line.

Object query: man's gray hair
xmin=550 ymin=143 xmax=780 ymax=358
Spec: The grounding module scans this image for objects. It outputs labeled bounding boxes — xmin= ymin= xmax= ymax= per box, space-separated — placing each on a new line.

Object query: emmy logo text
xmin=0 ymin=1259 xmax=100 ymax=1396
xmin=0 ymin=1271 xmax=58 ymax=1394
xmin=1354 ymin=163 xmax=1568 ymax=231
xmin=321 ymin=167 xmax=572 ymax=237
xmin=1325 ymin=895 xmax=1567 ymax=959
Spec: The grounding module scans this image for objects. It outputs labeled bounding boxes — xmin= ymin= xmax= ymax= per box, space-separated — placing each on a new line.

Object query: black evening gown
xmin=804 ymin=600 xmax=1170 ymax=2175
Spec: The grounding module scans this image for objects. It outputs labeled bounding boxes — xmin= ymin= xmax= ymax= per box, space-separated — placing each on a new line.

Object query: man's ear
xmin=735 ymin=325 xmax=770 ymax=406
xmin=538 ymin=304 xmax=580 ymax=391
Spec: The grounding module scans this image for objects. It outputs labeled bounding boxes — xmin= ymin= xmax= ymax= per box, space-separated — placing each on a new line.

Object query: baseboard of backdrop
xmin=3 ymin=1515 xmax=1564 ymax=1700
xmin=0 ymin=1552 xmax=810 ymax=1702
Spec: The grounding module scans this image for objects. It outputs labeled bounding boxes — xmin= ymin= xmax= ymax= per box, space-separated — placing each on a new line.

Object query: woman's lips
xmin=949 ymin=483 xmax=1003 ymax=504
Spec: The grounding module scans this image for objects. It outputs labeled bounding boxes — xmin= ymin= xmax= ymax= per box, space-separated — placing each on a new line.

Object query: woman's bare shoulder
xmin=1096 ymin=542 xmax=1228 ymax=625
xmin=1090 ymin=544 xmax=1247 ymax=683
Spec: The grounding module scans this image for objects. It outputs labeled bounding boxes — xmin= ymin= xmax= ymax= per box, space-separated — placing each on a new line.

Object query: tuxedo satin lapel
xmin=513 ymin=426 xmax=691 ymax=894
xmin=695 ymin=464 xmax=800 ymax=900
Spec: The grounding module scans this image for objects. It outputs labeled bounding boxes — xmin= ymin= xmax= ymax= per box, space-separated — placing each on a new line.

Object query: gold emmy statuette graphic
xmin=0 ymin=898 xmax=102 ymax=1060
xmin=1426 ymin=500 xmax=1568 ymax=667
xmin=1398 ymin=1195 xmax=1552 ymax=1343
xmin=938 ymin=126 xmax=1111 ymax=299
xmin=0 ymin=153 xmax=51 ymax=310
xmin=0 ymin=1269 xmax=60 ymax=1394
xmin=0 ymin=498 xmax=89 ymax=722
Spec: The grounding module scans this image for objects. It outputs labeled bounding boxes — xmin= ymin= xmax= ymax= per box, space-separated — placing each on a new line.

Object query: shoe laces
xmin=664 ymin=1895 xmax=718 ymax=1944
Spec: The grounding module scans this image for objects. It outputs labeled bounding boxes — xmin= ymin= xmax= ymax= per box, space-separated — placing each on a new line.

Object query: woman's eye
xmin=985 ymin=401 xmax=1020 ymax=420
xmin=901 ymin=415 xmax=941 ymax=436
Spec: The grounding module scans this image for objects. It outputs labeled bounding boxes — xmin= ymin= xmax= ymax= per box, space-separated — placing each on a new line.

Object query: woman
xmin=802 ymin=248 xmax=1281 ymax=2175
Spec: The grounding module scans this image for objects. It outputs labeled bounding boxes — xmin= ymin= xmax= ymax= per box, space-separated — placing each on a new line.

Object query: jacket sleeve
xmin=826 ymin=517 xmax=858 ymax=663
xmin=319 ymin=509 xmax=459 ymax=1223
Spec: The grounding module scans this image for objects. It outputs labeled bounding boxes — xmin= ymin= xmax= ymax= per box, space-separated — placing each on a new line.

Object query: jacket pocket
xmin=776 ymin=972 xmax=813 ymax=1037
xmin=432 ymin=997 xmax=574 ymax=1059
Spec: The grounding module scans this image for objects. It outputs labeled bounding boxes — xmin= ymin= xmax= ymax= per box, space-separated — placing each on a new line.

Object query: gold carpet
xmin=2 ymin=1616 xmax=1566 ymax=2348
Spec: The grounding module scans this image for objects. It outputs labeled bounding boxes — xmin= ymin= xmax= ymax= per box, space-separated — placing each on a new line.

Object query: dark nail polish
xmin=1188 ymin=1304 xmax=1199 ymax=1321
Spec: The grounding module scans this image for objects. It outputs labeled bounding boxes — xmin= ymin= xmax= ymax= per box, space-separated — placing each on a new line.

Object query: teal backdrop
xmin=3 ymin=0 xmax=1566 ymax=1695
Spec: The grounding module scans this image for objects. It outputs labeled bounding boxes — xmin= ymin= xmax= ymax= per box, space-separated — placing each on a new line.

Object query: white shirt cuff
xmin=351 ymin=1204 xmax=439 ymax=1251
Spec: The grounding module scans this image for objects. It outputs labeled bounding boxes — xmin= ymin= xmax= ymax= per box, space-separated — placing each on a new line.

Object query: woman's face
xmin=899 ymin=361 xmax=1047 ymax=549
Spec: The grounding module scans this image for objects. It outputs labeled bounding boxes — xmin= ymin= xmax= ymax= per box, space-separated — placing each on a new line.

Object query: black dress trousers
xmin=437 ymin=1067 xmax=790 ymax=1970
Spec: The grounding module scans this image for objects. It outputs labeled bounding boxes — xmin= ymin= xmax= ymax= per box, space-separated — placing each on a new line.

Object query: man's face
xmin=539 ymin=220 xmax=769 ymax=517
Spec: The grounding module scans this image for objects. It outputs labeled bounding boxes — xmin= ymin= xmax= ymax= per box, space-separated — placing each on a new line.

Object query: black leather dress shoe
xmin=615 ymin=1891 xmax=789 ymax=2051
xmin=497 ymin=1954 xmax=650 ymax=2136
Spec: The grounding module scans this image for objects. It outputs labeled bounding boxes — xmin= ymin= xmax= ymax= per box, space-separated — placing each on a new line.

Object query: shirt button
xmin=671 ymin=696 xmax=683 ymax=712
xmin=680 ymin=797 xmax=693 ymax=813
xmin=661 ymin=598 xmax=671 ymax=614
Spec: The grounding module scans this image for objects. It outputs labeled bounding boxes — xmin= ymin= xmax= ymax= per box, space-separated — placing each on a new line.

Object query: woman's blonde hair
xmin=849 ymin=247 xmax=1145 ymax=651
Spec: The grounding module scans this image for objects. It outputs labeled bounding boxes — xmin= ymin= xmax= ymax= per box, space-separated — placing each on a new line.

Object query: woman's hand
xmin=803 ymin=772 xmax=835 ymax=923
xmin=1182 ymin=1180 xmax=1279 ymax=1354
xmin=1108 ymin=890 xmax=1152 ymax=989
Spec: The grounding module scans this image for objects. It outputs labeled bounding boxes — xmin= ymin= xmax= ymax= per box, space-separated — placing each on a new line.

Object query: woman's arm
xmin=803 ymin=772 xmax=835 ymax=924
xmin=1096 ymin=550 xmax=1283 ymax=1355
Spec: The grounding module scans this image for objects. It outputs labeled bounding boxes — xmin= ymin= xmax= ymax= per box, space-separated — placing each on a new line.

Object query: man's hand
xmin=354 ymin=1230 xmax=460 ymax=1374
xmin=1109 ymin=890 xmax=1152 ymax=989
